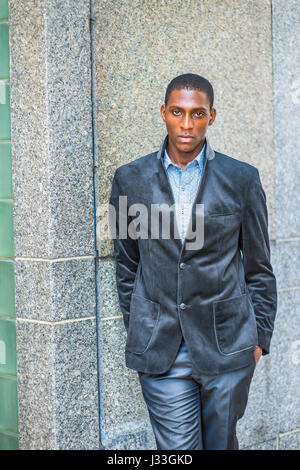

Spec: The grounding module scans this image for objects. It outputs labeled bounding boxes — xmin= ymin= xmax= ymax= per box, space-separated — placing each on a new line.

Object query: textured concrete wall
xmin=0 ymin=0 xmax=19 ymax=450
xmin=236 ymin=0 xmax=300 ymax=449
xmin=8 ymin=0 xmax=299 ymax=450
xmin=9 ymin=0 xmax=99 ymax=449
xmin=93 ymin=0 xmax=287 ymax=450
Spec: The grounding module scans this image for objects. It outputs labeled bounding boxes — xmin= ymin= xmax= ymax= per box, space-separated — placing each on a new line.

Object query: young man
xmin=109 ymin=74 xmax=277 ymax=450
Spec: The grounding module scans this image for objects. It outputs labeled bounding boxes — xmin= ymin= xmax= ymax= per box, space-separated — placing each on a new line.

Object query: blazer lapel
xmin=155 ymin=135 xmax=182 ymax=250
xmin=155 ymin=135 xmax=215 ymax=250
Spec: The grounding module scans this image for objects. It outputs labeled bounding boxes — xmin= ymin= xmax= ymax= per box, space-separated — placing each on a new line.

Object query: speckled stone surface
xmin=16 ymin=320 xmax=56 ymax=450
xmin=273 ymin=240 xmax=300 ymax=290
xmin=98 ymin=317 xmax=156 ymax=449
xmin=272 ymin=289 xmax=300 ymax=435
xmin=103 ymin=430 xmax=148 ymax=451
xmin=278 ymin=432 xmax=300 ymax=450
xmin=16 ymin=319 xmax=99 ymax=450
xmin=93 ymin=0 xmax=279 ymax=450
xmin=9 ymin=0 xmax=299 ymax=452
xmin=52 ymin=319 xmax=99 ymax=450
xmin=98 ymin=258 xmax=120 ymax=319
xmin=236 ymin=349 xmax=279 ymax=448
xmin=272 ymin=0 xmax=300 ymax=239
xmin=9 ymin=0 xmax=100 ymax=450
xmin=95 ymin=0 xmax=275 ymax=259
xmin=269 ymin=9 xmax=300 ymax=438
xmin=242 ymin=439 xmax=277 ymax=450
xmin=9 ymin=0 xmax=94 ymax=257
xmin=102 ymin=426 xmax=157 ymax=450
xmin=238 ymin=288 xmax=300 ymax=448
xmin=14 ymin=258 xmax=96 ymax=321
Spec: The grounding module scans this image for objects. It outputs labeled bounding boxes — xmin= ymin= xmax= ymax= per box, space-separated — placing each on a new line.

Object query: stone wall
xmin=7 ymin=0 xmax=299 ymax=449
xmin=9 ymin=0 xmax=99 ymax=449
xmin=0 ymin=0 xmax=18 ymax=450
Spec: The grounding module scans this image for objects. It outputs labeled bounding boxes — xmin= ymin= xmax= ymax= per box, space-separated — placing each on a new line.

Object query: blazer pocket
xmin=213 ymin=293 xmax=258 ymax=356
xmin=208 ymin=212 xmax=234 ymax=217
xmin=126 ymin=293 xmax=160 ymax=355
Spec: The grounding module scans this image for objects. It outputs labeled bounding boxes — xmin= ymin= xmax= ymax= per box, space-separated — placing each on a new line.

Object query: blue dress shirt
xmin=163 ymin=142 xmax=206 ymax=242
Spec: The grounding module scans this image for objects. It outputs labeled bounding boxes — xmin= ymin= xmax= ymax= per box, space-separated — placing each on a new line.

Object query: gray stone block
xmin=9 ymin=0 xmax=94 ymax=257
xmin=16 ymin=318 xmax=99 ymax=449
xmin=15 ymin=258 xmax=96 ymax=321
xmin=237 ymin=289 xmax=300 ymax=448
xmin=98 ymin=317 xmax=153 ymax=449
xmin=272 ymin=289 xmax=300 ymax=434
xmin=279 ymin=432 xmax=300 ymax=450
xmin=105 ymin=430 xmax=148 ymax=451
xmin=95 ymin=0 xmax=275 ymax=258
xmin=273 ymin=240 xmax=300 ymax=290
xmin=102 ymin=424 xmax=157 ymax=451
xmin=98 ymin=258 xmax=120 ymax=319
xmin=242 ymin=439 xmax=277 ymax=450
xmin=16 ymin=320 xmax=56 ymax=450
xmin=53 ymin=319 xmax=99 ymax=450
xmin=272 ymin=0 xmax=300 ymax=238
xmin=237 ymin=350 xmax=279 ymax=448
xmin=8 ymin=0 xmax=299 ymax=453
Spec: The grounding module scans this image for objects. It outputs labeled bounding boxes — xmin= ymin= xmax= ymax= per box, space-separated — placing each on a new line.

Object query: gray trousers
xmin=138 ymin=339 xmax=256 ymax=450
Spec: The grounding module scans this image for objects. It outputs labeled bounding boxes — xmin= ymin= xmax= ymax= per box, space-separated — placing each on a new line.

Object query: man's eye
xmin=173 ymin=110 xmax=181 ymax=115
xmin=194 ymin=112 xmax=204 ymax=117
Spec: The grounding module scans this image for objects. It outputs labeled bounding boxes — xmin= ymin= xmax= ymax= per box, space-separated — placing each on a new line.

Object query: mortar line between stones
xmin=89 ymin=0 xmax=103 ymax=450
xmin=276 ymin=237 xmax=300 ymax=242
xmin=278 ymin=427 xmax=300 ymax=437
xmin=16 ymin=316 xmax=95 ymax=325
xmin=101 ymin=315 xmax=122 ymax=321
xmin=278 ymin=286 xmax=300 ymax=292
xmin=14 ymin=255 xmax=94 ymax=261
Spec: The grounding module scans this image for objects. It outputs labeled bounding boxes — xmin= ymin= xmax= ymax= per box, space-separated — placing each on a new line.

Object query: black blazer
xmin=109 ymin=135 xmax=277 ymax=376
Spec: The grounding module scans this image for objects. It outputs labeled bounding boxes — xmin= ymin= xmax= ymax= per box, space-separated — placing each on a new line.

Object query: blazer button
xmin=179 ymin=262 xmax=186 ymax=269
xmin=180 ymin=303 xmax=187 ymax=310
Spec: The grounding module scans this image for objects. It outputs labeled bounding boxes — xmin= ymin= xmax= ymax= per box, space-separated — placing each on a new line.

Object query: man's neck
xmin=166 ymin=139 xmax=206 ymax=169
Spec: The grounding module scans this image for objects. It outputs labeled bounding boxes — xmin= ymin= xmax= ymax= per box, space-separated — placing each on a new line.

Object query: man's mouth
xmin=177 ymin=135 xmax=194 ymax=142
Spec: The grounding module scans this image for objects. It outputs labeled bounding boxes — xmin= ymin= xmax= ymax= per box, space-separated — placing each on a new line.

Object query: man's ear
xmin=208 ymin=107 xmax=216 ymax=126
xmin=160 ymin=104 xmax=166 ymax=122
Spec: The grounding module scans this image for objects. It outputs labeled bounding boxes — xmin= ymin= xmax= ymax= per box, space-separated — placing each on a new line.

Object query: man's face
xmin=160 ymin=88 xmax=216 ymax=155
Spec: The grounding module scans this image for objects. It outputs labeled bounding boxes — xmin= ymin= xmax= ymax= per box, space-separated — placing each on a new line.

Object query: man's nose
xmin=181 ymin=114 xmax=193 ymax=129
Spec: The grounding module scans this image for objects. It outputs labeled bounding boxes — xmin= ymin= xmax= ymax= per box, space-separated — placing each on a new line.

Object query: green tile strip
xmin=0 ymin=375 xmax=18 ymax=433
xmin=0 ymin=82 xmax=10 ymax=139
xmin=0 ymin=261 xmax=15 ymax=317
xmin=0 ymin=0 xmax=8 ymax=21
xmin=0 ymin=200 xmax=14 ymax=257
xmin=0 ymin=430 xmax=19 ymax=450
xmin=0 ymin=319 xmax=17 ymax=375
xmin=0 ymin=23 xmax=9 ymax=79
xmin=0 ymin=0 xmax=18 ymax=450
xmin=0 ymin=143 xmax=12 ymax=198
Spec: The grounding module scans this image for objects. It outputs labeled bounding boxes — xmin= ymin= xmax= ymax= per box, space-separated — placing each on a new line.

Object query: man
xmin=109 ymin=73 xmax=277 ymax=450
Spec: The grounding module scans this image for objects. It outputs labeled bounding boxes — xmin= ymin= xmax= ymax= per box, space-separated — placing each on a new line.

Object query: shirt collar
xmin=163 ymin=141 xmax=206 ymax=170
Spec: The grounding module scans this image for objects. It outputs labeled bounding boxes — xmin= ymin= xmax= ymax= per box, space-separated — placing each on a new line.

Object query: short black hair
xmin=165 ymin=73 xmax=214 ymax=109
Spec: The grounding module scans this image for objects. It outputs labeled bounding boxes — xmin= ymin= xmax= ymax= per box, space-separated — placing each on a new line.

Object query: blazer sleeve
xmin=239 ymin=167 xmax=277 ymax=355
xmin=109 ymin=168 xmax=140 ymax=332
